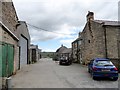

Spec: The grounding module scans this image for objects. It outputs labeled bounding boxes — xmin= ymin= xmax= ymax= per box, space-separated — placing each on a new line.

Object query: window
xmin=78 ymin=41 xmax=81 ymax=45
xmin=88 ymin=40 xmax=90 ymax=43
xmin=95 ymin=61 xmax=113 ymax=66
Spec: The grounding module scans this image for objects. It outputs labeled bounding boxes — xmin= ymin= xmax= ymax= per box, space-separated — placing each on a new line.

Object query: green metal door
xmin=2 ymin=43 xmax=7 ymax=77
xmin=0 ymin=43 xmax=2 ymax=77
xmin=0 ymin=42 xmax=14 ymax=77
xmin=7 ymin=44 xmax=14 ymax=77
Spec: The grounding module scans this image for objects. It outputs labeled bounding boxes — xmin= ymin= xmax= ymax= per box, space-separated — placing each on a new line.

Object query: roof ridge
xmin=94 ymin=20 xmax=119 ymax=22
xmin=93 ymin=20 xmax=120 ymax=26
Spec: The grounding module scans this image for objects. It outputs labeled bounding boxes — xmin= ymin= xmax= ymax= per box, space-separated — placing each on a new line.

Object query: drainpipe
xmin=104 ymin=26 xmax=108 ymax=58
xmin=117 ymin=26 xmax=120 ymax=72
xmin=6 ymin=77 xmax=12 ymax=89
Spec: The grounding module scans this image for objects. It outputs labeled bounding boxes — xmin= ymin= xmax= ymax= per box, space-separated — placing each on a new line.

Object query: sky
xmin=12 ymin=0 xmax=119 ymax=52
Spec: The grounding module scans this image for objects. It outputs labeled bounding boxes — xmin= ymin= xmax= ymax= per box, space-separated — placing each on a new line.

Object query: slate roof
xmin=72 ymin=37 xmax=82 ymax=44
xmin=94 ymin=20 xmax=120 ymax=26
xmin=56 ymin=45 xmax=67 ymax=53
xmin=61 ymin=48 xmax=72 ymax=54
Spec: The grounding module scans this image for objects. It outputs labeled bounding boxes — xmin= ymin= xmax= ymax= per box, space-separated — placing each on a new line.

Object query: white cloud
xmin=29 ymin=23 xmax=80 ymax=42
xmin=60 ymin=38 xmax=77 ymax=48
xmin=12 ymin=0 xmax=119 ymax=51
xmin=41 ymin=48 xmax=55 ymax=52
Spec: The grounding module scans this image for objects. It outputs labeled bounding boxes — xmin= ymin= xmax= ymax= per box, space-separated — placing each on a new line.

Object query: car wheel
xmin=92 ymin=76 xmax=97 ymax=80
xmin=67 ymin=63 xmax=69 ymax=65
xmin=59 ymin=62 xmax=62 ymax=65
xmin=68 ymin=62 xmax=71 ymax=65
xmin=111 ymin=77 xmax=118 ymax=81
xmin=92 ymin=73 xmax=96 ymax=80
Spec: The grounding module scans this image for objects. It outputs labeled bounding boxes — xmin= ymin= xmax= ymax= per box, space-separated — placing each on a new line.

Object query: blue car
xmin=88 ymin=58 xmax=118 ymax=81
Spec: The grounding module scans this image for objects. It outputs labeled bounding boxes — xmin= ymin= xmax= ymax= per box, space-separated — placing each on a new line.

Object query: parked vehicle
xmin=59 ymin=56 xmax=72 ymax=65
xmin=88 ymin=58 xmax=118 ymax=81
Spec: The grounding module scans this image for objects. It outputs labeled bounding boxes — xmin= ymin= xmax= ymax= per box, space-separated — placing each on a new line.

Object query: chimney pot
xmin=86 ymin=11 xmax=94 ymax=22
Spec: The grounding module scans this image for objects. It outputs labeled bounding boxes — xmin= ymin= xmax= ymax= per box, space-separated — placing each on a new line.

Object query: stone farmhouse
xmin=72 ymin=11 xmax=120 ymax=70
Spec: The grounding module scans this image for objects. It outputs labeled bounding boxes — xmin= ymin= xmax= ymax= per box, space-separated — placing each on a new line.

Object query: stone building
xmin=0 ymin=0 xmax=19 ymax=77
xmin=54 ymin=45 xmax=72 ymax=62
xmin=80 ymin=11 xmax=120 ymax=68
xmin=55 ymin=45 xmax=68 ymax=60
xmin=0 ymin=0 xmax=20 ymax=88
xmin=30 ymin=44 xmax=40 ymax=63
xmin=72 ymin=37 xmax=81 ymax=63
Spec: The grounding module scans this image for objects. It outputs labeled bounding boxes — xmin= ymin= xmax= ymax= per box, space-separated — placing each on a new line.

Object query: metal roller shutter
xmin=19 ymin=36 xmax=27 ymax=69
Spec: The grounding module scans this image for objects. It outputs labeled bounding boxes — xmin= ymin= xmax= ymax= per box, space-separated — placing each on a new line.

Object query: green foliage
xmin=41 ymin=52 xmax=55 ymax=58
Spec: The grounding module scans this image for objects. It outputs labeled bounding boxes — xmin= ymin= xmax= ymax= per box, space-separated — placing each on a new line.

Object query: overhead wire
xmin=27 ymin=23 xmax=77 ymax=35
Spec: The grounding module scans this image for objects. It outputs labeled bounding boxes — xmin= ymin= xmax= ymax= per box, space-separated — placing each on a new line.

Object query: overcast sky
xmin=12 ymin=0 xmax=119 ymax=52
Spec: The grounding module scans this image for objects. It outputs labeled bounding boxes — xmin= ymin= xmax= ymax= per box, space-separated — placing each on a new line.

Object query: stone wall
xmin=1 ymin=1 xmax=19 ymax=74
xmin=110 ymin=58 xmax=120 ymax=72
xmin=0 ymin=1 xmax=2 ymax=21
xmin=80 ymin=20 xmax=120 ymax=65
xmin=80 ymin=22 xmax=95 ymax=64
xmin=72 ymin=42 xmax=78 ymax=62
xmin=106 ymin=26 xmax=119 ymax=58
xmin=1 ymin=24 xmax=19 ymax=74
xmin=118 ymin=1 xmax=120 ymax=21
xmin=91 ymin=21 xmax=106 ymax=58
xmin=2 ymin=2 xmax=18 ymax=35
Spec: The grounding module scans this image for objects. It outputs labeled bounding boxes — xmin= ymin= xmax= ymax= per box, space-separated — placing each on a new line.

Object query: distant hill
xmin=41 ymin=52 xmax=55 ymax=58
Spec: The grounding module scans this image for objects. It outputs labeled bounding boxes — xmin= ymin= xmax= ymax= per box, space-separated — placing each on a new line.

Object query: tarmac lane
xmin=11 ymin=58 xmax=119 ymax=88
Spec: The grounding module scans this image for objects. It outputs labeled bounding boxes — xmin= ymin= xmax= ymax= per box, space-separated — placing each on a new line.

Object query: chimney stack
xmin=61 ymin=44 xmax=63 ymax=47
xmin=86 ymin=11 xmax=94 ymax=22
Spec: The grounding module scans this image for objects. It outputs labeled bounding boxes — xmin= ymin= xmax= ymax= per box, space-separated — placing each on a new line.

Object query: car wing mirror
xmin=88 ymin=63 xmax=90 ymax=65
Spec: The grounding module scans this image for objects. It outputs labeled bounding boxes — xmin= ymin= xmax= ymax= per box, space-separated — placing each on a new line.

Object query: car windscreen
xmin=95 ymin=60 xmax=113 ymax=66
xmin=60 ymin=56 xmax=67 ymax=60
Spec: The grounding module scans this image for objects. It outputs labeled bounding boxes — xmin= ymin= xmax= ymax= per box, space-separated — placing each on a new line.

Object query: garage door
xmin=0 ymin=42 xmax=14 ymax=77
xmin=0 ymin=43 xmax=1 ymax=90
xmin=19 ymin=35 xmax=28 ymax=69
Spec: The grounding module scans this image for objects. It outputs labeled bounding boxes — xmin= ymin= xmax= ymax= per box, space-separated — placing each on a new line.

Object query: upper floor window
xmin=88 ymin=40 xmax=90 ymax=43
xmin=78 ymin=41 xmax=81 ymax=45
